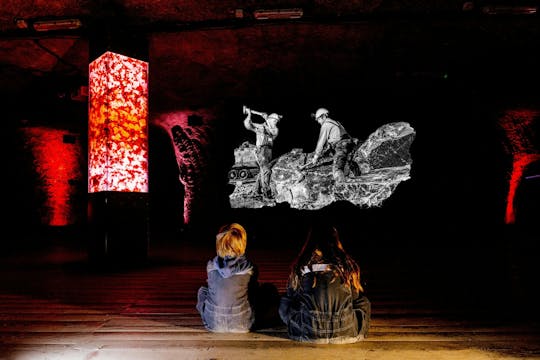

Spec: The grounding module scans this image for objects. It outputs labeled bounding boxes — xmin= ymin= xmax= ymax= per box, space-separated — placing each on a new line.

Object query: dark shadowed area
xmin=1 ymin=0 xmax=539 ymax=343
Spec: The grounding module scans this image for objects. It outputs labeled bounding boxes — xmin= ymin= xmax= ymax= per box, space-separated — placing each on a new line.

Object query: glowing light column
xmin=88 ymin=51 xmax=149 ymax=192
xmin=87 ymin=51 xmax=150 ymax=263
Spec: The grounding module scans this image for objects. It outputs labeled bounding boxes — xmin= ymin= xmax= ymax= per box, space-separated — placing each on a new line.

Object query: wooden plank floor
xmin=1 ymin=236 xmax=539 ymax=360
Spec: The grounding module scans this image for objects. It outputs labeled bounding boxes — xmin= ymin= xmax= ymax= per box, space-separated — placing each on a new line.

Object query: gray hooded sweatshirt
xmin=196 ymin=255 xmax=257 ymax=332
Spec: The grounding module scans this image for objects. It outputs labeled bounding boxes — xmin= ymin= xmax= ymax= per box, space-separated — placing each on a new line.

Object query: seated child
xmin=196 ymin=223 xmax=258 ymax=332
xmin=278 ymin=222 xmax=371 ymax=344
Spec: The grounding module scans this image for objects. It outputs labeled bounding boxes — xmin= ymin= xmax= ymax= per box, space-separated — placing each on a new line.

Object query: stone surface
xmin=229 ymin=121 xmax=415 ymax=209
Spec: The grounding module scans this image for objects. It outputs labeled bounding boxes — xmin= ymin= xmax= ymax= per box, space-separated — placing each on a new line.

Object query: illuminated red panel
xmin=22 ymin=127 xmax=83 ymax=226
xmin=88 ymin=51 xmax=149 ymax=193
xmin=499 ymin=109 xmax=539 ymax=224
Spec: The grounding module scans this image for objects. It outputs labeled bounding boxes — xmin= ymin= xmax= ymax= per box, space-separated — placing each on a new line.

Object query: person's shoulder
xmin=206 ymin=257 xmax=217 ymax=271
xmin=326 ymin=119 xmax=341 ymax=127
xmin=319 ymin=121 xmax=330 ymax=129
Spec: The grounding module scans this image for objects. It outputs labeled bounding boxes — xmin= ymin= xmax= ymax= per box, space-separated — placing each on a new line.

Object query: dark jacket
xmin=279 ymin=264 xmax=371 ymax=344
xmin=196 ymin=255 xmax=258 ymax=332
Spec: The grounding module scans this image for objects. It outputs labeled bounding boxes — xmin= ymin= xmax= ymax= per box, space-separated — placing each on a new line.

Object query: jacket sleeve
xmin=278 ymin=285 xmax=296 ymax=324
xmin=352 ymin=292 xmax=371 ymax=337
xmin=247 ymin=264 xmax=260 ymax=302
xmin=314 ymin=123 xmax=331 ymax=158
xmin=244 ymin=114 xmax=255 ymax=131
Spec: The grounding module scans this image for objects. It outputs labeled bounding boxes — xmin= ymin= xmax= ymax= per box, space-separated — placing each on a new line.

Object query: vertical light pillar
xmin=87 ymin=51 xmax=150 ymax=264
xmin=88 ymin=51 xmax=149 ymax=193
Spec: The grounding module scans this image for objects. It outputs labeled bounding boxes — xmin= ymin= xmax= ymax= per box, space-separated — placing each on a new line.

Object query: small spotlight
xmin=14 ymin=18 xmax=29 ymax=29
xmin=462 ymin=2 xmax=475 ymax=12
xmin=234 ymin=9 xmax=244 ymax=19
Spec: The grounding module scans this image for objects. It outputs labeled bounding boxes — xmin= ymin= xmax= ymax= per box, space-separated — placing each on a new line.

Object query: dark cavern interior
xmin=1 ymin=1 xmax=539 ymax=358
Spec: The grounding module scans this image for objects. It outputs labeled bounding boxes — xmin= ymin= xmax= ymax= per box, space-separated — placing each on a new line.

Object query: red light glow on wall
xmin=153 ymin=111 xmax=213 ymax=225
xmin=22 ymin=127 xmax=83 ymax=226
xmin=88 ymin=51 xmax=149 ymax=193
xmin=499 ymin=109 xmax=539 ymax=224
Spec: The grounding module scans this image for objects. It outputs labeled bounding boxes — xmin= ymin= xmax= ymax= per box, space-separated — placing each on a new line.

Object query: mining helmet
xmin=267 ymin=113 xmax=281 ymax=122
xmin=315 ymin=108 xmax=329 ymax=120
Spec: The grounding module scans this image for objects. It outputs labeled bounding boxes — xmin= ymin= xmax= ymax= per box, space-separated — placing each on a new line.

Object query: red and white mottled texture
xmin=88 ymin=51 xmax=149 ymax=193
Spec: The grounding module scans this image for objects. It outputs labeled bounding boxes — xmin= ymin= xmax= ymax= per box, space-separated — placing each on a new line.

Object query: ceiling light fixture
xmin=32 ymin=18 xmax=82 ymax=32
xmin=253 ymin=8 xmax=303 ymax=20
xmin=481 ymin=5 xmax=538 ymax=15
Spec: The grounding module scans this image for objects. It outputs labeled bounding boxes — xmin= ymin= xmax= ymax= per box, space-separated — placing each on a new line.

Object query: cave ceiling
xmin=1 ymin=0 xmax=539 ymax=126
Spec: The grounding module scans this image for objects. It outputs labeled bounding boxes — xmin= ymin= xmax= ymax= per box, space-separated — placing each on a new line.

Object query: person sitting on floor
xmin=278 ymin=222 xmax=371 ymax=344
xmin=196 ymin=223 xmax=259 ymax=333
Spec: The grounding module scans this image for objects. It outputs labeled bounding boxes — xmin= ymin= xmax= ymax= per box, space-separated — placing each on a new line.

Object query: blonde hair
xmin=216 ymin=223 xmax=247 ymax=258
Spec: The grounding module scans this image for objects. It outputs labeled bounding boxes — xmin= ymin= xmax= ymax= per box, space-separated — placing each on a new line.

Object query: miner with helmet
xmin=308 ymin=107 xmax=355 ymax=182
xmin=243 ymin=106 xmax=282 ymax=199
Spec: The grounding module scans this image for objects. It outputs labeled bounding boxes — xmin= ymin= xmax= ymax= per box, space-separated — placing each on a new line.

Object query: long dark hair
xmin=288 ymin=223 xmax=363 ymax=293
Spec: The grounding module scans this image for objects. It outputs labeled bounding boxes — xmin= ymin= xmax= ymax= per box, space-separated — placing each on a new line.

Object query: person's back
xmin=196 ymin=223 xmax=258 ymax=333
xmin=279 ymin=224 xmax=371 ymax=344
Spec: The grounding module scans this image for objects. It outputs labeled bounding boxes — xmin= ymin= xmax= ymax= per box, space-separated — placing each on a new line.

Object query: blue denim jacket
xmin=196 ymin=255 xmax=257 ymax=332
xmin=279 ymin=265 xmax=371 ymax=344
